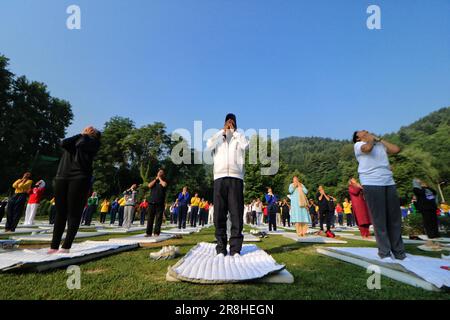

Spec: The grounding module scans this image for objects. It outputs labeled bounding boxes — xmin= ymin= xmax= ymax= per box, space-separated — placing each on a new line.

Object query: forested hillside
xmin=278 ymin=107 xmax=450 ymax=202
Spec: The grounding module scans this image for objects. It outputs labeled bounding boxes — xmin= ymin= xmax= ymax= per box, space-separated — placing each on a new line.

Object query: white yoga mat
xmin=168 ymin=242 xmax=287 ymax=284
xmin=342 ymin=234 xmax=428 ymax=245
xmin=161 ymin=227 xmax=202 ymax=235
xmin=282 ymin=233 xmax=347 ymax=244
xmin=0 ymin=240 xmax=138 ymax=272
xmin=418 ymin=235 xmax=450 ymax=243
xmin=99 ymin=226 xmax=147 ymax=234
xmin=243 ymin=234 xmax=261 ymax=242
xmin=11 ymin=231 xmax=108 ymax=242
xmin=0 ymin=228 xmax=48 ymax=236
xmin=318 ymin=247 xmax=450 ymax=290
xmin=108 ymin=233 xmax=174 ymax=245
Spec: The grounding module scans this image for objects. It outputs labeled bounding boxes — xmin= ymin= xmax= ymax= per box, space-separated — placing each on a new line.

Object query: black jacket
xmin=413 ymin=187 xmax=438 ymax=213
xmin=55 ymin=134 xmax=100 ymax=180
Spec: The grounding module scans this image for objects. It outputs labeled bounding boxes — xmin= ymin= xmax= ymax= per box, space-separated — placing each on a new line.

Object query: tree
xmin=0 ymin=55 xmax=73 ymax=194
xmin=92 ymin=116 xmax=136 ymax=196
xmin=122 ymin=122 xmax=172 ymax=184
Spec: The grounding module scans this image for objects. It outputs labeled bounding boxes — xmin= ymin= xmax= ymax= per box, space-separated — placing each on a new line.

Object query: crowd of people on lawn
xmin=1 ymin=114 xmax=448 ymax=258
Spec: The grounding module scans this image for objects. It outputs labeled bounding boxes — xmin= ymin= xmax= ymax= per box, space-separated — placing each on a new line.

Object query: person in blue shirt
xmin=177 ymin=186 xmax=190 ymax=229
xmin=265 ymin=188 xmax=278 ymax=232
xmin=110 ymin=198 xmax=120 ymax=225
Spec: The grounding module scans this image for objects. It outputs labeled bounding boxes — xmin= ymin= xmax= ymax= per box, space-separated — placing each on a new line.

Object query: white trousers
xmin=24 ymin=203 xmax=39 ymax=226
xmin=257 ymin=212 xmax=263 ymax=225
xmin=208 ymin=209 xmax=214 ymax=224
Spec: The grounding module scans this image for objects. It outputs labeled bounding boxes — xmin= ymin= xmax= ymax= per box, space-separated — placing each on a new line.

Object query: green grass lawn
xmin=0 ymin=227 xmax=449 ymax=300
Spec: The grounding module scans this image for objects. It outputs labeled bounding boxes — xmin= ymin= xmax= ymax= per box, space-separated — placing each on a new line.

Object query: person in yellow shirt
xmin=49 ymin=197 xmax=57 ymax=224
xmin=190 ymin=193 xmax=201 ymax=227
xmin=440 ymin=202 xmax=449 ymax=215
xmin=198 ymin=198 xmax=207 ymax=226
xmin=343 ymin=198 xmax=354 ymax=227
xmin=6 ymin=172 xmax=33 ymax=232
xmin=118 ymin=197 xmax=126 ymax=227
xmin=100 ymin=199 xmax=110 ymax=224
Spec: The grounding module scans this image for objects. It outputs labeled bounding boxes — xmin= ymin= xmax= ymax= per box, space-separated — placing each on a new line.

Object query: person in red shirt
xmin=348 ymin=178 xmax=372 ymax=238
xmin=24 ymin=180 xmax=46 ymax=226
xmin=335 ymin=203 xmax=344 ymax=226
xmin=139 ymin=199 xmax=149 ymax=226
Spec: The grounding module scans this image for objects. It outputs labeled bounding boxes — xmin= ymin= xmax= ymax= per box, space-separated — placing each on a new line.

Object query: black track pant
xmin=118 ymin=206 xmax=124 ymax=226
xmin=178 ymin=204 xmax=188 ymax=229
xmin=319 ymin=210 xmax=332 ymax=231
xmin=214 ymin=177 xmax=244 ymax=255
xmin=420 ymin=209 xmax=440 ymax=239
xmin=190 ymin=206 xmax=199 ymax=227
xmin=5 ymin=193 xmax=28 ymax=231
xmin=268 ymin=213 xmax=277 ymax=231
xmin=51 ymin=178 xmax=90 ymax=250
xmin=282 ymin=214 xmax=290 ymax=227
xmin=147 ymin=203 xmax=164 ymax=236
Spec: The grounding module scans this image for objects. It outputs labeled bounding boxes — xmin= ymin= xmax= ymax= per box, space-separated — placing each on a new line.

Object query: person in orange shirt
xmin=5 ymin=172 xmax=33 ymax=232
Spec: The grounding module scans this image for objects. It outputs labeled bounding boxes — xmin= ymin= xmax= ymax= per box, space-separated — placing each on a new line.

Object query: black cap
xmin=225 ymin=113 xmax=237 ymax=126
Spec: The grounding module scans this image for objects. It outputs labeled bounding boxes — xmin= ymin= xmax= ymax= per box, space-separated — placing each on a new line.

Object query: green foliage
xmin=0 ymin=54 xmax=73 ymax=195
xmin=37 ymin=199 xmax=51 ymax=217
xmin=279 ymin=107 xmax=450 ymax=202
xmin=401 ymin=213 xmax=424 ymax=236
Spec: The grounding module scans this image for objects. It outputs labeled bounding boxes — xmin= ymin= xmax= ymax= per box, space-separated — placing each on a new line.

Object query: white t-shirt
xmin=354 ymin=141 xmax=395 ymax=186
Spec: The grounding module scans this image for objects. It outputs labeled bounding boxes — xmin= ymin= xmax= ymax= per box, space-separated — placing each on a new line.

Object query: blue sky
xmin=1 ymin=0 xmax=449 ymax=140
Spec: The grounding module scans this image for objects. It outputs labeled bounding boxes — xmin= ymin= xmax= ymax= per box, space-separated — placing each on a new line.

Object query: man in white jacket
xmin=207 ymin=113 xmax=249 ymax=256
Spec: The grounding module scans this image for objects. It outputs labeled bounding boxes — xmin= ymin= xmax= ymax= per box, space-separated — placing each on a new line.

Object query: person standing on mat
xmin=207 ymin=113 xmax=249 ymax=256
xmin=139 ymin=198 xmax=149 ymax=226
xmin=49 ymin=126 xmax=101 ymax=254
xmin=118 ymin=196 xmax=125 ymax=226
xmin=49 ymin=197 xmax=56 ymax=224
xmin=281 ymin=198 xmax=291 ymax=227
xmin=348 ymin=178 xmax=372 ymax=238
xmin=177 ymin=186 xmax=190 ymax=229
xmin=289 ymin=176 xmax=311 ymax=236
xmin=109 ymin=198 xmax=119 ymax=225
xmin=146 ymin=169 xmax=168 ymax=237
xmin=308 ymin=199 xmax=318 ymax=228
xmin=24 ymin=180 xmax=46 ymax=226
xmin=343 ymin=198 xmax=353 ymax=227
xmin=84 ymin=192 xmax=98 ymax=226
xmin=265 ymin=188 xmax=278 ymax=232
xmin=335 ymin=202 xmax=344 ymax=226
xmin=190 ymin=193 xmax=200 ymax=227
xmin=122 ymin=184 xmax=138 ymax=229
xmin=5 ymin=172 xmax=33 ymax=232
xmin=99 ymin=198 xmax=110 ymax=224
xmin=413 ymin=178 xmax=441 ymax=250
xmin=353 ymin=130 xmax=406 ymax=260
xmin=316 ymin=186 xmax=335 ymax=238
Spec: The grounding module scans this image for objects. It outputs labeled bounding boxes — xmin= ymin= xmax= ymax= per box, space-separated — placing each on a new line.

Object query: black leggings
xmin=51 ymin=178 xmax=90 ymax=250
